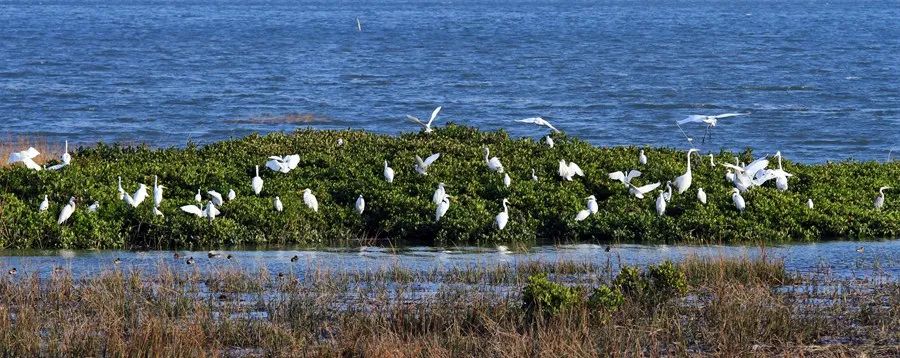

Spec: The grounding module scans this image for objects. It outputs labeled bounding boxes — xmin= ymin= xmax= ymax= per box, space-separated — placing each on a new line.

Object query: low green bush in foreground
xmin=0 ymin=125 xmax=898 ymax=249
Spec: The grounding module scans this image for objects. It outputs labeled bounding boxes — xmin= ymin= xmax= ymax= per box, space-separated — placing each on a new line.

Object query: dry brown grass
xmin=0 ymin=135 xmax=63 ymax=168
xmin=0 ymin=257 xmax=896 ymax=357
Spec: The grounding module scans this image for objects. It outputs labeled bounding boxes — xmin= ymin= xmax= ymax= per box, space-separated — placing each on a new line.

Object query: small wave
xmin=628 ymin=103 xmax=725 ymax=110
xmin=738 ymin=85 xmax=815 ymax=92
xmin=225 ymin=113 xmax=331 ymax=125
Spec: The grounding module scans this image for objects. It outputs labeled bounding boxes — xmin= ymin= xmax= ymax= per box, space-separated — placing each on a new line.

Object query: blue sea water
xmin=0 ymin=0 xmax=897 ymax=162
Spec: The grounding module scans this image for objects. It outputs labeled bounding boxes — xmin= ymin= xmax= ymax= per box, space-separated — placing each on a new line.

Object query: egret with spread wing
xmin=515 ymin=117 xmax=560 ymax=133
xmin=406 ymin=106 xmax=441 ymax=133
xmin=677 ymin=112 xmax=750 ymax=143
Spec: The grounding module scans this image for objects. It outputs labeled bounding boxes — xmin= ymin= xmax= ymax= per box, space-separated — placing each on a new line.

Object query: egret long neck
xmin=502 ymin=201 xmax=508 ymax=213
xmin=685 ymin=152 xmax=693 ymax=174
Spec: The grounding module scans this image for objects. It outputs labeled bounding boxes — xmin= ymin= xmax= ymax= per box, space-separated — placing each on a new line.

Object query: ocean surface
xmin=0 ymin=0 xmax=897 ymax=162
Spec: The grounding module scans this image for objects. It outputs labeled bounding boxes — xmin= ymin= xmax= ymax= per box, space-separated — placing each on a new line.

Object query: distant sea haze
xmin=0 ymin=0 xmax=897 ymax=162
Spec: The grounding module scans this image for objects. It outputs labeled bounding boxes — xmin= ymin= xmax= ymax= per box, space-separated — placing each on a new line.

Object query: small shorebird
xmin=290 ymin=255 xmax=299 ymax=262
xmin=186 ymin=257 xmax=195 ymax=265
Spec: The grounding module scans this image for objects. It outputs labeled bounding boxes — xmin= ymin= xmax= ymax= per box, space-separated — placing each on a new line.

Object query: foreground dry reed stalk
xmin=0 ymin=257 xmax=895 ymax=357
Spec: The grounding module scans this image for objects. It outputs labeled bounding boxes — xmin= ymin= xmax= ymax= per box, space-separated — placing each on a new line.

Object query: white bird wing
xmin=608 ymin=171 xmax=625 ymax=183
xmin=713 ymin=112 xmax=749 ymax=119
xmin=208 ymin=191 xmax=223 ymax=203
xmin=123 ymin=193 xmax=136 ymax=207
xmin=633 ymin=182 xmax=661 ymax=194
xmin=743 ymin=158 xmax=769 ymax=177
xmin=678 ymin=115 xmax=707 ymax=125
xmin=422 ymin=153 xmax=440 ymax=167
xmin=625 ymin=170 xmax=642 ymax=182
xmin=21 ymin=158 xmax=42 ymax=170
xmin=574 ymin=210 xmax=590 ymax=221
xmin=285 ymin=154 xmax=300 ymax=170
xmin=721 ymin=163 xmax=745 ymax=172
xmin=428 ymin=106 xmax=442 ymax=126
xmin=516 ymin=117 xmax=543 ymax=125
xmin=567 ymin=162 xmax=584 ymax=177
xmin=406 ymin=115 xmax=426 ymax=127
xmin=558 ymin=161 xmax=568 ymax=177
xmin=265 ymin=159 xmax=284 ymax=172
xmin=180 ymin=205 xmax=203 ymax=217
xmin=57 ymin=204 xmax=74 ymax=224
xmin=206 ymin=204 xmax=221 ymax=217
xmin=47 ymin=163 xmax=68 ymax=171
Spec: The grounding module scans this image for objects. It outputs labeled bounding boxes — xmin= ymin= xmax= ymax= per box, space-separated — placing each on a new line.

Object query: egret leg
xmin=702 ymin=125 xmax=710 ymax=144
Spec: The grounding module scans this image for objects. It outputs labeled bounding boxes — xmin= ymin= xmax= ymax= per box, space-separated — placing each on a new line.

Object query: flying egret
xmin=483 ymin=146 xmax=504 ymax=173
xmin=7 ymin=147 xmax=41 ymax=170
xmin=515 ymin=117 xmax=560 ymax=133
xmin=639 ymin=150 xmax=647 ymax=165
xmin=732 ymin=188 xmax=746 ymax=213
xmin=153 ymin=176 xmax=163 ymax=208
xmin=274 ymin=196 xmax=283 ymax=212
xmin=656 ymin=191 xmax=667 ymax=216
xmin=531 ymin=169 xmax=538 ymax=182
xmin=432 ymin=183 xmax=447 ymax=205
xmin=545 ymin=136 xmax=554 ymax=148
xmin=303 ymin=189 xmax=319 ymax=212
xmin=875 ymin=187 xmax=890 ymax=209
xmin=356 ymin=17 xmax=362 ymax=31
xmin=503 ymin=173 xmax=511 ymax=188
xmin=252 ymin=166 xmax=263 ymax=195
xmin=807 ymin=199 xmax=814 ymax=209
xmin=609 ymin=170 xmax=641 ymax=185
xmin=586 ymin=195 xmax=598 ymax=214
xmin=57 ymin=197 xmax=76 ymax=225
xmin=227 ymin=189 xmax=236 ymax=201
xmin=435 ymin=196 xmax=451 ymax=222
xmin=415 ymin=153 xmax=440 ymax=175
xmin=628 ymin=182 xmax=661 ymax=199
xmin=697 ymin=188 xmax=707 ymax=204
xmin=494 ymin=198 xmax=509 ymax=230
xmin=355 ymin=195 xmax=365 ymax=215
xmin=153 ymin=207 xmax=164 ymax=217
xmin=678 ymin=112 xmax=750 ymax=143
xmin=673 ymin=149 xmax=699 ymax=194
xmin=88 ymin=201 xmax=100 ymax=212
xmin=195 ymin=189 xmax=202 ymax=203
xmin=208 ymin=191 xmax=224 ymax=206
xmin=558 ymin=160 xmax=584 ymax=181
xmin=406 ymin=106 xmax=441 ymax=133
xmin=117 ymin=177 xmax=125 ymax=200
xmin=39 ymin=195 xmax=49 ymax=212
xmin=383 ymin=160 xmax=394 ymax=183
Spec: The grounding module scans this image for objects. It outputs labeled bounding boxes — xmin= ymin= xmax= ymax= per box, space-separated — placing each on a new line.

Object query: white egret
xmin=608 ymin=170 xmax=641 ymax=185
xmin=180 ymin=204 xmax=203 ymax=217
xmin=725 ymin=169 xmax=735 ymax=184
xmin=153 ymin=176 xmax=164 ymax=208
xmin=252 ymin=166 xmax=263 ymax=195
xmin=204 ymin=202 xmax=220 ymax=222
xmin=628 ymin=182 xmax=661 ymax=199
xmin=494 ymin=198 xmax=510 ymax=230
xmin=673 ymin=149 xmax=699 ymax=194
xmin=874 ymin=187 xmax=890 ymax=209
xmin=435 ymin=196 xmax=451 ymax=222
xmin=303 ymin=189 xmax=319 ymax=212
xmin=383 ymin=160 xmax=394 ymax=183
xmin=194 ymin=189 xmax=202 ymax=203
xmin=807 ymin=199 xmax=814 ymax=209
xmin=266 ymin=154 xmax=300 ymax=173
xmin=515 ymin=117 xmax=560 ymax=133
xmin=503 ymin=173 xmax=511 ymax=188
xmin=639 ymin=150 xmax=647 ymax=165
xmin=697 ymin=188 xmax=707 ymax=204
xmin=771 ymin=151 xmax=794 ymax=191
xmin=7 ymin=147 xmax=41 ymax=171
xmin=208 ymin=191 xmax=224 ymax=206
xmin=531 ymin=169 xmax=538 ymax=181
xmin=48 ymin=141 xmax=72 ymax=170
xmin=732 ymin=188 xmax=746 ymax=213
xmin=227 ymin=189 xmax=236 ymax=201
xmin=709 ymin=154 xmax=716 ymax=167
xmin=677 ymin=112 xmax=750 ymax=142
xmin=406 ymin=106 xmax=441 ymax=133
xmin=274 ymin=196 xmax=284 ymax=212
xmin=432 ymin=183 xmax=447 ymax=205
xmin=545 ymin=136 xmax=554 ymax=148
xmin=663 ymin=181 xmax=673 ymax=202
xmin=117 ymin=177 xmax=125 ymax=200
xmin=88 ymin=201 xmax=100 ymax=212
xmin=586 ymin=195 xmax=598 ymax=214
xmin=356 ymin=17 xmax=362 ymax=31
xmin=129 ymin=184 xmax=148 ymax=208
xmin=355 ymin=195 xmax=365 ymax=215
xmin=656 ymin=192 xmax=667 ymax=216
xmin=57 ymin=197 xmax=76 ymax=225
xmin=35 ymin=195 xmax=49 ymax=213
xmin=415 ymin=153 xmax=441 ymax=175
xmin=574 ymin=209 xmax=590 ymax=222
xmin=558 ymin=160 xmax=584 ymax=181
xmin=337 ymin=138 xmax=344 ymax=147
xmin=483 ymin=146 xmax=504 ymax=173
xmin=153 ymin=207 xmax=164 ymax=217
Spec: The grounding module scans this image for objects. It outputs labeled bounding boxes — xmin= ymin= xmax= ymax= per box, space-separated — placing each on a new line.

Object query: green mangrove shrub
xmin=587 ymin=284 xmax=624 ymax=312
xmin=521 ymin=273 xmax=581 ymax=316
xmin=613 ymin=261 xmax=687 ymax=305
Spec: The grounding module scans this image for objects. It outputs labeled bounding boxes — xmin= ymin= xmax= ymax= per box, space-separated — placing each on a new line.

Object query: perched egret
xmin=153 ymin=176 xmax=164 ymax=208
xmin=252 ymin=166 xmax=263 ymax=195
xmin=39 ymin=195 xmax=49 ymax=212
xmin=383 ymin=160 xmax=394 ymax=183
xmin=494 ymin=198 xmax=510 ymax=230
xmin=208 ymin=191 xmax=224 ymax=206
xmin=48 ymin=141 xmax=72 ymax=171
xmin=194 ymin=189 xmax=202 ymax=203
xmin=153 ymin=207 xmax=164 ymax=217
xmin=677 ymin=112 xmax=750 ymax=142
xmin=435 ymin=196 xmax=451 ymax=222
xmin=57 ymin=197 xmax=76 ymax=225
xmin=503 ymin=173 xmax=511 ymax=188
xmin=725 ymin=169 xmax=735 ymax=184
xmin=483 ymin=146 xmax=504 ymax=173
xmin=574 ymin=209 xmax=591 ymax=222
xmin=545 ymin=135 xmax=554 ymax=148
xmin=117 ymin=177 xmax=125 ymax=200
xmin=732 ymin=188 xmax=746 ymax=213
xmin=127 ymin=184 xmax=148 ymax=208
xmin=266 ymin=154 xmax=300 ymax=173
xmin=7 ymin=147 xmax=41 ymax=170
xmin=558 ymin=160 xmax=584 ymax=181
xmin=639 ymin=150 xmax=647 ymax=165
xmin=515 ymin=117 xmax=560 ymax=133
xmin=433 ymin=183 xmax=447 ymax=205
xmin=337 ymin=138 xmax=344 ymax=147
xmin=88 ymin=201 xmax=100 ymax=212
xmin=673 ymin=149 xmax=699 ymax=194
xmin=697 ymin=188 xmax=707 ymax=204
xmin=656 ymin=192 xmax=667 ymax=216
xmin=227 ymin=189 xmax=236 ymax=201
xmin=874 ymin=187 xmax=890 ymax=209
xmin=204 ymin=202 xmax=220 ymax=222
xmin=531 ymin=168 xmax=538 ymax=182
xmin=355 ymin=195 xmax=365 ymax=215
xmin=807 ymin=199 xmax=814 ymax=209
xmin=709 ymin=154 xmax=716 ymax=167
xmin=274 ymin=196 xmax=283 ymax=212
xmin=663 ymin=181 xmax=673 ymax=202
xmin=628 ymin=182 xmax=661 ymax=199
xmin=415 ymin=153 xmax=440 ymax=175
xmin=771 ymin=151 xmax=794 ymax=191
xmin=406 ymin=106 xmax=441 ymax=133
xmin=609 ymin=170 xmax=641 ymax=185
xmin=303 ymin=189 xmax=319 ymax=212
xmin=586 ymin=195 xmax=598 ymax=214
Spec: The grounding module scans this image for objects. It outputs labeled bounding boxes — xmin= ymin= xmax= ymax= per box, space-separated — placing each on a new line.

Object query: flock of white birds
xmin=5 ymin=108 xmax=895 ymax=230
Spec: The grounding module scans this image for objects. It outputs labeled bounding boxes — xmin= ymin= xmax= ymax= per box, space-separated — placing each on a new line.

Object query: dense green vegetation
xmin=0 ymin=125 xmax=898 ymax=249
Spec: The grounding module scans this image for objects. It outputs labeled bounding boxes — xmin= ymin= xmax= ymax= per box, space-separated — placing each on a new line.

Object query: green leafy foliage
xmin=613 ymin=261 xmax=687 ymax=305
xmin=521 ymin=273 xmax=581 ymax=316
xmin=587 ymin=284 xmax=624 ymax=312
xmin=0 ymin=125 xmax=898 ymax=249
